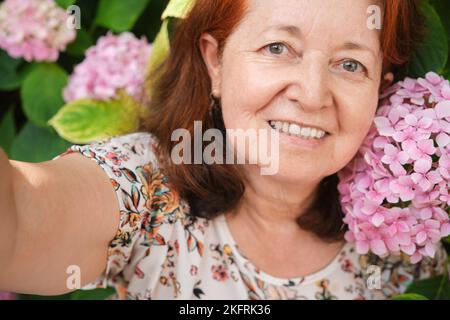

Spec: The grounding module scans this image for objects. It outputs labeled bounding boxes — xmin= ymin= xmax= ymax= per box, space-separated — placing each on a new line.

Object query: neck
xmin=228 ymin=165 xmax=322 ymax=240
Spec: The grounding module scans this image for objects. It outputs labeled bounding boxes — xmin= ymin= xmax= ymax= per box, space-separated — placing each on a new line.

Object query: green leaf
xmin=404 ymin=2 xmax=449 ymax=78
xmin=66 ymin=29 xmax=94 ymax=56
xmin=390 ymin=293 xmax=429 ymax=300
xmin=21 ymin=64 xmax=68 ymax=127
xmin=431 ymin=0 xmax=450 ymax=38
xmin=10 ymin=123 xmax=71 ymax=162
xmin=55 ymin=0 xmax=76 ymax=9
xmin=69 ymin=288 xmax=116 ymax=300
xmin=0 ymin=107 xmax=16 ymax=155
xmin=49 ymin=92 xmax=141 ymax=144
xmin=146 ymin=19 xmax=170 ymax=95
xmin=95 ymin=0 xmax=151 ymax=32
xmin=0 ymin=50 xmax=22 ymax=91
xmin=162 ymin=0 xmax=195 ymax=20
xmin=443 ymin=235 xmax=450 ymax=245
xmin=404 ymin=275 xmax=450 ymax=300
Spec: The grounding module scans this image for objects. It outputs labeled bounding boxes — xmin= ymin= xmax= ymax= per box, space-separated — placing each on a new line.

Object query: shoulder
xmin=56 ymin=131 xmax=163 ymax=213
xmin=59 ymin=131 xmax=160 ymax=168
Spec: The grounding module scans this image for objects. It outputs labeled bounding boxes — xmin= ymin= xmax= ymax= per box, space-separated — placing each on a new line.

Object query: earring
xmin=209 ymin=93 xmax=226 ymax=133
xmin=209 ymin=93 xmax=220 ymax=117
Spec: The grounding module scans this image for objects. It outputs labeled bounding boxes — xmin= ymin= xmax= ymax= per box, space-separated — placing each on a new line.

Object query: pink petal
xmin=416 ymin=231 xmax=427 ymax=245
xmin=405 ymin=114 xmax=418 ymax=126
xmin=436 ymin=101 xmax=450 ymax=119
xmin=356 ymin=241 xmax=370 ymax=254
xmin=401 ymin=242 xmax=416 ymax=255
xmin=410 ymin=252 xmax=423 ymax=264
xmin=371 ymin=213 xmax=385 ymax=227
xmin=419 ymin=208 xmax=433 ymax=220
xmin=424 ymin=242 xmax=437 ymax=258
xmin=414 ymin=158 xmax=432 ymax=174
xmin=436 ymin=133 xmax=449 ymax=148
xmin=370 ymin=239 xmax=388 ymax=256
xmin=440 ymin=223 xmax=450 ymax=237
xmin=385 ymin=237 xmax=400 ymax=252
xmin=441 ymin=84 xmax=450 ymax=99
xmin=425 ymin=72 xmax=442 ymax=85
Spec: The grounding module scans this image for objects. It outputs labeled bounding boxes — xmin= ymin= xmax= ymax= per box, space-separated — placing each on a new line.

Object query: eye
xmin=340 ymin=59 xmax=366 ymax=73
xmin=265 ymin=42 xmax=288 ymax=55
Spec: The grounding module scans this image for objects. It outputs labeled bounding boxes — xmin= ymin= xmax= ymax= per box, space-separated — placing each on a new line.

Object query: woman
xmin=0 ymin=0 xmax=447 ymax=300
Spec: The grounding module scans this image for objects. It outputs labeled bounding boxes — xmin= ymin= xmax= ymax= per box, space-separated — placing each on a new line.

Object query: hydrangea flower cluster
xmin=63 ymin=32 xmax=152 ymax=103
xmin=338 ymin=72 xmax=450 ymax=264
xmin=0 ymin=0 xmax=76 ymax=62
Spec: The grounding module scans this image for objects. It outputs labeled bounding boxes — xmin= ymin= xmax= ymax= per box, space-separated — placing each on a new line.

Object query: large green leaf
xmin=145 ymin=0 xmax=195 ymax=96
xmin=95 ymin=0 xmax=151 ymax=32
xmin=146 ymin=19 xmax=170 ymax=95
xmin=430 ymin=0 xmax=450 ymax=74
xmin=161 ymin=0 xmax=195 ymax=20
xmin=0 ymin=50 xmax=22 ymax=91
xmin=404 ymin=2 xmax=449 ymax=78
xmin=0 ymin=107 xmax=16 ymax=155
xmin=21 ymin=287 xmax=115 ymax=300
xmin=404 ymin=274 xmax=450 ymax=300
xmin=390 ymin=293 xmax=429 ymax=300
xmin=49 ymin=92 xmax=141 ymax=144
xmin=66 ymin=29 xmax=94 ymax=57
xmin=10 ymin=123 xmax=71 ymax=162
xmin=55 ymin=0 xmax=77 ymax=9
xmin=69 ymin=288 xmax=116 ymax=300
xmin=20 ymin=64 xmax=68 ymax=127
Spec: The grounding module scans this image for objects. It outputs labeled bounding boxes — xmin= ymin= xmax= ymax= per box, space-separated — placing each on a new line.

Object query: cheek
xmin=331 ymin=91 xmax=379 ymax=166
xmin=220 ymin=59 xmax=283 ymax=130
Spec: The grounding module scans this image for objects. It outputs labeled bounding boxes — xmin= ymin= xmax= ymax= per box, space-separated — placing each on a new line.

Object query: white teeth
xmin=289 ymin=123 xmax=301 ymax=135
xmin=300 ymin=127 xmax=311 ymax=137
xmin=269 ymin=120 xmax=326 ymax=139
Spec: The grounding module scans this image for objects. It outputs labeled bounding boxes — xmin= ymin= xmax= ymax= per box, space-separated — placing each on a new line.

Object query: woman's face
xmin=202 ymin=0 xmax=391 ymax=184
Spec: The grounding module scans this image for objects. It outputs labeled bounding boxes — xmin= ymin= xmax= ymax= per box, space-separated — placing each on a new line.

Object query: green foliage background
xmin=0 ymin=0 xmax=449 ymax=300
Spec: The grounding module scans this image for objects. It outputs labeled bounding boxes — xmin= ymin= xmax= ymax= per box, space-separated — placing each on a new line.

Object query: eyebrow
xmin=259 ymin=24 xmax=378 ymax=58
xmin=259 ymin=24 xmax=302 ymax=38
xmin=337 ymin=42 xmax=378 ymax=59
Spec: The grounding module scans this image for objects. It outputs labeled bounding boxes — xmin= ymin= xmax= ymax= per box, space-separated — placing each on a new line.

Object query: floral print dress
xmin=55 ymin=132 xmax=449 ymax=300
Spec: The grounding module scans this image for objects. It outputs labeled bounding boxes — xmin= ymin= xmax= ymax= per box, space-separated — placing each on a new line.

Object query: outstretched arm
xmin=0 ymin=148 xmax=120 ymax=295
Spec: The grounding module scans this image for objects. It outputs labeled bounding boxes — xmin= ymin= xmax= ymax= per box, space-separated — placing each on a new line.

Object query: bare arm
xmin=0 ymin=148 xmax=18 ymax=273
xmin=0 ymin=148 xmax=120 ymax=295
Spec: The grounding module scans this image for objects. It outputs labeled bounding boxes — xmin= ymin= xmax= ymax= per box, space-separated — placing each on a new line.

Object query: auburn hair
xmin=141 ymin=0 xmax=426 ymax=242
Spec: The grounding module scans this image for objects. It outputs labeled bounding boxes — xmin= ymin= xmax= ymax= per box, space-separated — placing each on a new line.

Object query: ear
xmin=379 ymin=72 xmax=394 ymax=93
xmin=199 ymin=33 xmax=222 ymax=97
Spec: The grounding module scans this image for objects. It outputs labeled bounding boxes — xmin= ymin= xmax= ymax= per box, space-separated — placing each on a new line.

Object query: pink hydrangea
xmin=338 ymin=72 xmax=450 ymax=264
xmin=0 ymin=0 xmax=76 ymax=62
xmin=63 ymin=32 xmax=152 ymax=103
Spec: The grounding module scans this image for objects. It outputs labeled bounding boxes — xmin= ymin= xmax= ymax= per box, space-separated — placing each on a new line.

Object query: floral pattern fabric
xmin=56 ymin=132 xmax=449 ymax=300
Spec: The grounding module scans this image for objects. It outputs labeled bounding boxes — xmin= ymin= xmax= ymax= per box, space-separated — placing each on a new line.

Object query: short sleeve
xmin=53 ymin=132 xmax=160 ymax=289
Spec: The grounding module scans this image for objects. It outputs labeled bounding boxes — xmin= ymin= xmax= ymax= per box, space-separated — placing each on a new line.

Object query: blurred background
xmin=0 ymin=0 xmax=449 ymax=300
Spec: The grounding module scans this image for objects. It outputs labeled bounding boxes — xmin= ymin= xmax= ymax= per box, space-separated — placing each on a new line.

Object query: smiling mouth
xmin=267 ymin=120 xmax=329 ymax=140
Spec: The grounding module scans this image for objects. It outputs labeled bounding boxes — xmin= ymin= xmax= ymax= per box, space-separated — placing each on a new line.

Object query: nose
xmin=284 ymin=53 xmax=333 ymax=112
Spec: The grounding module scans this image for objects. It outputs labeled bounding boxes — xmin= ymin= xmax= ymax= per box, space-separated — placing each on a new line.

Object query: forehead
xmin=232 ymin=0 xmax=381 ymax=51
